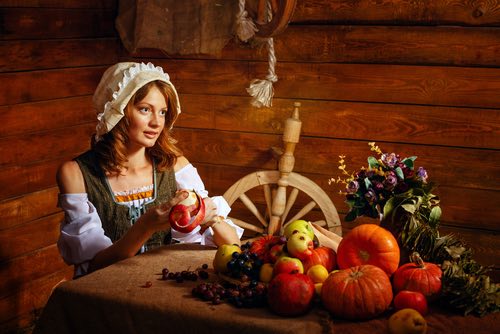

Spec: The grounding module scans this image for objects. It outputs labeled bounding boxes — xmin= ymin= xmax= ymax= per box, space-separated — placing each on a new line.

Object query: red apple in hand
xmin=169 ymin=191 xmax=205 ymax=233
xmin=273 ymin=256 xmax=304 ymax=276
xmin=393 ymin=290 xmax=428 ymax=316
xmin=267 ymin=273 xmax=315 ymax=316
xmin=287 ymin=232 xmax=314 ymax=261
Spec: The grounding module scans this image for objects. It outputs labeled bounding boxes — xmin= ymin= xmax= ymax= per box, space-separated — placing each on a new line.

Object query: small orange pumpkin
xmin=392 ymin=252 xmax=442 ymax=300
xmin=321 ymin=264 xmax=393 ymax=320
xmin=337 ymin=224 xmax=400 ymax=276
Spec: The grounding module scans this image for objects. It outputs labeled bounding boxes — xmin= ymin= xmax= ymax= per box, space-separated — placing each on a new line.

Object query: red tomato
xmin=393 ymin=290 xmax=428 ymax=316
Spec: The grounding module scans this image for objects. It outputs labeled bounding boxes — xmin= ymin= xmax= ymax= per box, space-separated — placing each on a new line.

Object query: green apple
xmin=287 ymin=232 xmax=314 ymax=261
xmin=283 ymin=219 xmax=315 ymax=240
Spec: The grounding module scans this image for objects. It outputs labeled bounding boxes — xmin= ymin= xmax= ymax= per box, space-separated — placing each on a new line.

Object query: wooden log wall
xmin=0 ymin=0 xmax=499 ymax=332
xmin=0 ymin=0 xmax=120 ymax=332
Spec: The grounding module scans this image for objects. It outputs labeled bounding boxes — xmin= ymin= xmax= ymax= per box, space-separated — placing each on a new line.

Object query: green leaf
xmin=429 ymin=206 xmax=442 ymax=225
xmin=345 ymin=199 xmax=356 ymax=208
xmin=364 ymin=177 xmax=372 ymax=189
xmin=395 ymin=166 xmax=404 ymax=180
xmin=367 ymin=156 xmax=379 ymax=169
xmin=412 ymin=188 xmax=426 ymax=197
xmin=383 ymin=198 xmax=395 ymax=216
xmin=345 ymin=210 xmax=358 ymax=222
xmin=401 ymin=203 xmax=417 ymax=214
xmin=402 ymin=156 xmax=417 ymax=169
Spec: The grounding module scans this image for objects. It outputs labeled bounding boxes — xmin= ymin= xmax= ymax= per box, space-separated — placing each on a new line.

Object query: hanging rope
xmin=236 ymin=0 xmax=278 ymax=108
xmin=246 ymin=36 xmax=277 ymax=108
xmin=235 ymin=0 xmax=258 ymax=42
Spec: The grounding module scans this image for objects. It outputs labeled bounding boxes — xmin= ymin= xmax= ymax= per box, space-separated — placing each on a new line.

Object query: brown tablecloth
xmin=34 ymin=244 xmax=499 ymax=334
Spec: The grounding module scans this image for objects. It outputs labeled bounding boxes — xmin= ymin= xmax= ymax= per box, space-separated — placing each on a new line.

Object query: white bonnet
xmin=93 ymin=62 xmax=181 ymax=141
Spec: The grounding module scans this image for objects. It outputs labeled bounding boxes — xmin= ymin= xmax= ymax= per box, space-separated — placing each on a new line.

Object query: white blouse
xmin=57 ymin=163 xmax=244 ymax=277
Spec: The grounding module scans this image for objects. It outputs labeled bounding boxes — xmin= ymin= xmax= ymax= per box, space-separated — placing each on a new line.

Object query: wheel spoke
xmin=228 ymin=216 xmax=265 ymax=234
xmin=280 ymin=187 xmax=298 ymax=227
xmin=311 ymin=220 xmax=327 ymax=227
xmin=263 ymin=184 xmax=272 ymax=220
xmin=285 ymin=200 xmax=317 ymax=226
xmin=239 ymin=193 xmax=268 ymax=227
xmin=242 ymin=235 xmax=266 ymax=244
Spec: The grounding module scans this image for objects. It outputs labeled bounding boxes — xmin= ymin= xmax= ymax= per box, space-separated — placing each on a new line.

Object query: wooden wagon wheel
xmin=223 ymin=102 xmax=342 ymax=241
xmin=245 ymin=0 xmax=297 ymax=38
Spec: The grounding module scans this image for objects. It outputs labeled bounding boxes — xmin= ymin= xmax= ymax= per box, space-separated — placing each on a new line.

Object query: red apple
xmin=268 ymin=244 xmax=287 ymax=263
xmin=302 ymin=246 xmax=337 ymax=272
xmin=267 ymin=273 xmax=315 ymax=316
xmin=393 ymin=290 xmax=428 ymax=316
xmin=249 ymin=235 xmax=281 ymax=263
xmin=273 ymin=256 xmax=304 ymax=276
xmin=286 ymin=232 xmax=314 ymax=261
xmin=169 ymin=191 xmax=205 ymax=233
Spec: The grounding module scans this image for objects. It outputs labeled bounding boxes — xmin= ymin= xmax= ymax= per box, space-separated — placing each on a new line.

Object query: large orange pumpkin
xmin=302 ymin=246 xmax=337 ymax=272
xmin=337 ymin=224 xmax=400 ymax=276
xmin=392 ymin=252 xmax=442 ymax=300
xmin=321 ymin=264 xmax=393 ymax=320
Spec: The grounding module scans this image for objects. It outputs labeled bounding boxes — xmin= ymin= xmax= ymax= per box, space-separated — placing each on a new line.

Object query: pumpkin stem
xmin=410 ymin=252 xmax=425 ymax=268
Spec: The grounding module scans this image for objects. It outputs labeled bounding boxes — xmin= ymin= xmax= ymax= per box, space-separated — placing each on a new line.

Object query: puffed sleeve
xmin=173 ymin=164 xmax=244 ymax=246
xmin=57 ymin=193 xmax=112 ymax=276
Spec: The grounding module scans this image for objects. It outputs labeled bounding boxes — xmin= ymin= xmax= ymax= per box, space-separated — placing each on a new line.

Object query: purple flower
xmin=356 ymin=170 xmax=366 ymax=179
xmin=372 ymin=180 xmax=384 ymax=192
xmin=417 ymin=167 xmax=428 ymax=183
xmin=381 ymin=153 xmax=398 ymax=168
xmin=364 ymin=189 xmax=377 ymax=204
xmin=384 ymin=172 xmax=398 ymax=190
xmin=346 ymin=180 xmax=359 ymax=194
xmin=403 ymin=167 xmax=414 ymax=179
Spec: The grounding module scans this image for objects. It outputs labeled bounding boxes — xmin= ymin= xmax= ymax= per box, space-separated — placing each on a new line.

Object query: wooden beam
xmin=0 ymin=7 xmax=116 ymax=40
xmin=133 ymin=25 xmax=500 ymax=67
xmin=0 ymin=39 xmax=120 ymax=72
xmin=293 ymin=0 xmax=500 ymax=26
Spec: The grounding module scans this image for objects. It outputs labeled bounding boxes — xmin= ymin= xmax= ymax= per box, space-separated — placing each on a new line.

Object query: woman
xmin=56 ymin=62 xmax=243 ymax=277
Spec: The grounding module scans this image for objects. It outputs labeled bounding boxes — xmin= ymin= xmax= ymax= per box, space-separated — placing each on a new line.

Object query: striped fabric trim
xmin=114 ymin=189 xmax=154 ymax=203
xmin=113 ymin=184 xmax=154 ymax=203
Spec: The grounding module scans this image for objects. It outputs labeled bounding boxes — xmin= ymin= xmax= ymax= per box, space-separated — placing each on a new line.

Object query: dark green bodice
xmin=75 ymin=150 xmax=177 ymax=249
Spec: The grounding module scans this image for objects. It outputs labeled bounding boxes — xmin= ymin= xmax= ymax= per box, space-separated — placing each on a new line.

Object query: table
xmin=34 ymin=244 xmax=499 ymax=334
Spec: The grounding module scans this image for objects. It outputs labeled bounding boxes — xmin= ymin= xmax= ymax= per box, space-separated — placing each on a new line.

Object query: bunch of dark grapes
xmin=226 ymin=241 xmax=263 ymax=281
xmin=226 ymin=280 xmax=267 ymax=308
xmin=192 ymin=280 xmax=267 ymax=308
xmin=160 ymin=263 xmax=210 ymax=283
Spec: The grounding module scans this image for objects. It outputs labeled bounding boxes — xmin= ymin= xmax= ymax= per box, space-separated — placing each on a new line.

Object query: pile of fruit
xmin=208 ymin=220 xmax=443 ymax=333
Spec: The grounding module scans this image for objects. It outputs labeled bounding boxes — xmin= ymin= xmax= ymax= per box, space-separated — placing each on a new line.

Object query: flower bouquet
xmin=331 ymin=142 xmax=499 ymax=316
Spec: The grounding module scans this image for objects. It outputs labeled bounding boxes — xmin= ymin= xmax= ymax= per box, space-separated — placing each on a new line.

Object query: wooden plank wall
xmin=0 ymin=0 xmax=120 ymax=332
xmin=0 ymin=0 xmax=499 ymax=332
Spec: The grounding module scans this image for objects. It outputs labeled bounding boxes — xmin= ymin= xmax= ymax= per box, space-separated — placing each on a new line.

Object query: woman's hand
xmin=138 ymin=190 xmax=189 ymax=233
xmin=89 ymin=190 xmax=189 ymax=273
xmin=201 ymin=197 xmax=218 ymax=224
